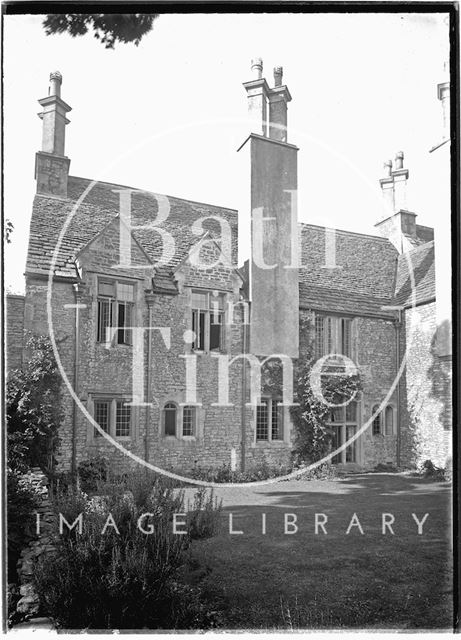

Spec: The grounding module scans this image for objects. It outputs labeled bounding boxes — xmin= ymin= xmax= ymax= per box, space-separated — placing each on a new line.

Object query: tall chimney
xmin=239 ymin=60 xmax=299 ymax=359
xmin=375 ymin=151 xmax=417 ymax=253
xmin=35 ymin=71 xmax=71 ymax=198
xmin=243 ymin=58 xmax=269 ymax=136
xmin=379 ymin=159 xmax=394 ymax=213
xmin=392 ymin=151 xmax=408 ymax=212
xmin=437 ymin=61 xmax=450 ymax=139
xmin=268 ymin=66 xmax=291 ymax=142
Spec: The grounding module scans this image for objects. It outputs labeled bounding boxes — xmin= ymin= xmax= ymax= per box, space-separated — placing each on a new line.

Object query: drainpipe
xmin=144 ymin=293 xmax=155 ymax=464
xmin=240 ymin=300 xmax=249 ymax=472
xmin=71 ymin=283 xmax=82 ymax=479
xmin=395 ymin=310 xmax=402 ymax=467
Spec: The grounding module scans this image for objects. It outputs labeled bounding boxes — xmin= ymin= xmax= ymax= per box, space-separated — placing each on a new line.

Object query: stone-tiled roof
xmin=27 ymin=177 xmax=435 ymax=312
xmin=299 ymin=283 xmax=395 ymax=318
xmin=298 ymin=223 xmax=399 ymax=305
xmin=394 ymin=241 xmax=435 ymax=307
xmin=26 ymin=176 xmax=238 ymax=293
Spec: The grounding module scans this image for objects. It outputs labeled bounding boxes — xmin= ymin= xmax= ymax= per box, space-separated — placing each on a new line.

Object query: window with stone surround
xmin=328 ymin=399 xmax=359 ymax=464
xmin=315 ymin=315 xmax=353 ymax=360
xmin=384 ymin=405 xmax=394 ymax=435
xmin=191 ymin=290 xmax=225 ymax=353
xmin=97 ymin=279 xmax=135 ymax=345
xmin=372 ymin=405 xmax=382 ymax=436
xmin=162 ymin=402 xmax=197 ymax=438
xmin=163 ymin=403 xmax=177 ymax=436
xmin=372 ymin=404 xmax=395 ymax=436
xmin=256 ymin=397 xmax=284 ymax=442
xmin=93 ymin=398 xmax=132 ymax=439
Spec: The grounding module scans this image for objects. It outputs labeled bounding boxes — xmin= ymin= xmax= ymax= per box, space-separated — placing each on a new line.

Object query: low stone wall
xmin=15 ymin=468 xmax=57 ymax=619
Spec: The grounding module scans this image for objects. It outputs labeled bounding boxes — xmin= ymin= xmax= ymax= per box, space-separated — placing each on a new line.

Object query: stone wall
xmin=15 ymin=468 xmax=57 ymax=619
xmin=400 ymin=302 xmax=452 ymax=468
xmin=6 ymin=294 xmax=25 ymax=373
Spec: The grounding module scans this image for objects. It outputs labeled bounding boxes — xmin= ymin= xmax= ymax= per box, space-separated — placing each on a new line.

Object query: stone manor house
xmin=6 ymin=61 xmax=452 ymax=475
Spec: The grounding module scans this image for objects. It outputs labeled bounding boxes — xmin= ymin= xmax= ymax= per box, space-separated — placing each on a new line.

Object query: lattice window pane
xmin=372 ymin=406 xmax=381 ymax=435
xmin=271 ymin=400 xmax=283 ymax=440
xmin=97 ymin=299 xmax=113 ymax=343
xmin=98 ymin=281 xmax=115 ymax=297
xmin=209 ymin=312 xmax=223 ymax=351
xmin=209 ymin=292 xmax=224 ymax=310
xmin=315 ymin=316 xmax=324 ymax=359
xmin=256 ymin=400 xmax=269 ymax=441
xmin=192 ymin=309 xmax=206 ymax=350
xmin=116 ymin=401 xmax=131 ymax=437
xmin=341 ymin=318 xmax=352 ymax=357
xmin=94 ymin=400 xmax=110 ymax=438
xmin=345 ymin=425 xmax=357 ymax=462
xmin=326 ymin=317 xmax=334 ymax=354
xmin=182 ymin=406 xmax=195 ymax=436
xmin=331 ymin=426 xmax=342 ymax=464
xmin=117 ymin=302 xmax=133 ymax=345
xmin=116 ymin=282 xmax=134 ymax=302
xmin=330 ymin=405 xmax=345 ymax=423
xmin=346 ymin=400 xmax=357 ymax=422
xmin=192 ymin=292 xmax=208 ymax=309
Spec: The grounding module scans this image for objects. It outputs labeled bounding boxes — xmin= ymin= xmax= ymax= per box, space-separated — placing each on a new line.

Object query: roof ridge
xmin=68 ymin=175 xmax=238 ymax=213
xmin=299 ymin=221 xmax=393 ymax=243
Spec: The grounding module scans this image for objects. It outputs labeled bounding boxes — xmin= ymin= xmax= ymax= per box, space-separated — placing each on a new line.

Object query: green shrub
xmin=7 ymin=472 xmax=38 ymax=583
xmin=421 ymin=459 xmax=447 ymax=481
xmin=34 ymin=471 xmax=222 ymax=629
xmin=77 ymin=454 xmax=110 ymax=493
xmin=7 ymin=334 xmax=62 ymax=475
xmin=294 ymin=462 xmax=339 ymax=481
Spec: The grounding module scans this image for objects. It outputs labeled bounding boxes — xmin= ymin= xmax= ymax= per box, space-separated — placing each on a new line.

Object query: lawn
xmin=187 ymin=473 xmax=453 ymax=631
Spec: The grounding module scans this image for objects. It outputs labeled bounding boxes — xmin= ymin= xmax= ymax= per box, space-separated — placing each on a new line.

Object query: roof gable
xmin=76 ymin=216 xmax=154 ymax=279
xmin=26 ymin=175 xmax=238 ymax=284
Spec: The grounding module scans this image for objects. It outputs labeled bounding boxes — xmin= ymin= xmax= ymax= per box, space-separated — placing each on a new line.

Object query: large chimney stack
xmin=239 ymin=59 xmax=299 ymax=359
xmin=375 ymin=151 xmax=417 ymax=253
xmin=35 ymin=71 xmax=71 ymax=198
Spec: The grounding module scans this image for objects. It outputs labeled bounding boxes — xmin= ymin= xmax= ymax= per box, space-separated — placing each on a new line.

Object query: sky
xmin=3 ymin=11 xmax=450 ymax=294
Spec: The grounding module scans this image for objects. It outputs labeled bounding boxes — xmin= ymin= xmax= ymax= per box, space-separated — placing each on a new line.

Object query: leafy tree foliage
xmin=43 ymin=14 xmax=158 ymax=48
xmin=7 ymin=334 xmax=62 ymax=475
xmin=5 ymin=219 xmax=14 ymax=243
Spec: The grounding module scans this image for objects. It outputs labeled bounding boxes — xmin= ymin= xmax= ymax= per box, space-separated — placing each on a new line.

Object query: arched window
xmin=182 ymin=406 xmax=197 ymax=437
xmin=385 ymin=406 xmax=394 ymax=435
xmin=372 ymin=406 xmax=381 ymax=436
xmin=163 ymin=403 xmax=177 ymax=436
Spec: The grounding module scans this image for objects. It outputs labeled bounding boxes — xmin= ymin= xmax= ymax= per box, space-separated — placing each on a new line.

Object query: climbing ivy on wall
xmin=291 ymin=315 xmax=363 ymax=466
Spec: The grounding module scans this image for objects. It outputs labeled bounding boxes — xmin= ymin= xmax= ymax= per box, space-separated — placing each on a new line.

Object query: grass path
xmin=189 ymin=473 xmax=452 ymax=630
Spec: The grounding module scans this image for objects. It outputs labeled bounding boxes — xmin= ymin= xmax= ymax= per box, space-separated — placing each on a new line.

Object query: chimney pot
xmin=273 ymin=66 xmax=283 ymax=87
xmin=395 ymin=151 xmax=404 ymax=170
xmin=49 ymin=71 xmax=62 ymax=97
xmin=251 ymin=58 xmax=263 ymax=79
xmin=383 ymin=159 xmax=393 ymax=177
